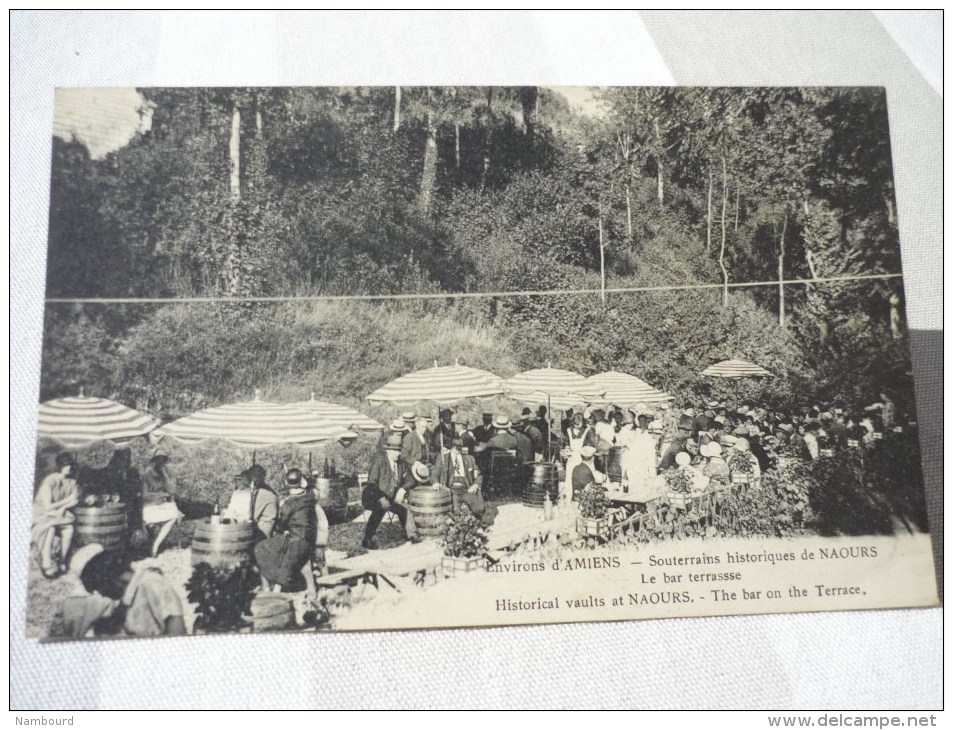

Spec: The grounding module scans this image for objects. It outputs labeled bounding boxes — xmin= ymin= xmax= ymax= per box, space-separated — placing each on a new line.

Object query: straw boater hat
xmin=390 ymin=418 xmax=408 ymax=433
xmin=707 ymin=400 xmax=719 ymax=409
xmin=492 ymin=415 xmax=511 ymax=429
xmin=580 ymin=445 xmax=597 ymax=460
xmin=734 ymin=437 xmax=750 ymax=452
xmin=701 ymin=442 xmax=722 ymax=458
xmin=412 ymin=462 xmax=430 ymax=483
xmin=720 ymin=435 xmax=738 ymax=447
xmin=682 ymin=408 xmax=696 ymax=418
xmin=401 ymin=410 xmax=417 ymax=423
xmin=70 ymin=543 xmax=104 ymax=576
xmin=778 ymin=423 xmax=794 ymax=433
xmin=659 ymin=402 xmax=670 ymax=411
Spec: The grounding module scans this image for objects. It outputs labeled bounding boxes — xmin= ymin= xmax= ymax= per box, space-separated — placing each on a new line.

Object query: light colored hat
xmin=820 ymin=412 xmax=833 ymax=420
xmin=701 ymin=442 xmax=722 ymax=458
xmin=659 ymin=403 xmax=670 ymax=410
xmin=675 ymin=451 xmax=691 ymax=466
xmin=713 ymin=415 xmax=725 ymax=425
xmin=580 ymin=445 xmax=597 ymax=459
xmin=648 ymin=421 xmax=663 ymax=433
xmin=70 ymin=543 xmax=104 ymax=576
xmin=682 ymin=408 xmax=696 ymax=418
xmin=707 ymin=400 xmax=719 ymax=409
xmin=734 ymin=437 xmax=750 ymax=452
xmin=401 ymin=410 xmax=417 ymax=422
xmin=583 ymin=408 xmax=592 ymax=419
xmin=778 ymin=423 xmax=794 ymax=433
xmin=492 ymin=415 xmax=511 ymax=429
xmin=737 ymin=406 xmax=749 ymax=415
xmin=389 ymin=418 xmax=408 ymax=433
xmin=734 ymin=426 xmax=749 ymax=436
xmin=720 ymin=435 xmax=738 ymax=446
xmin=412 ymin=462 xmax=430 ymax=483
xmin=635 ymin=402 xmax=648 ymax=415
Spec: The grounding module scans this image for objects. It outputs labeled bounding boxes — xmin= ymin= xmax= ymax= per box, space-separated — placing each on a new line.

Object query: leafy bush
xmin=442 ymin=504 xmax=488 ymax=558
xmin=186 ymin=562 xmax=259 ymax=633
xmin=578 ymin=483 xmax=609 ymax=520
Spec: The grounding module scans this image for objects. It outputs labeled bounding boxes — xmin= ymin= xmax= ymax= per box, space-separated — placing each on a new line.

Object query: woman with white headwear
xmin=620 ymin=405 xmax=659 ymax=499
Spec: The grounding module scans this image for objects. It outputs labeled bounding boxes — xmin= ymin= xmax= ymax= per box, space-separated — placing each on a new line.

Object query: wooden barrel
xmin=522 ymin=462 xmax=559 ymax=508
xmin=73 ymin=504 xmax=127 ymax=552
xmin=314 ymin=477 xmax=348 ymax=518
xmin=250 ymin=594 xmax=295 ymax=632
xmin=606 ymin=446 xmax=625 ymax=483
xmin=407 ymin=487 xmax=452 ymax=539
xmin=190 ymin=520 xmax=255 ymax=567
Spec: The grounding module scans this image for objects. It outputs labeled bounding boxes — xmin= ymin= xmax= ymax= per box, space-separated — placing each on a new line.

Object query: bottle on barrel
xmin=323 ymin=458 xmax=331 ymax=479
xmin=330 ymin=459 xmax=336 ymax=478
xmin=210 ymin=500 xmax=221 ymax=525
xmin=543 ymin=492 xmax=554 ymax=521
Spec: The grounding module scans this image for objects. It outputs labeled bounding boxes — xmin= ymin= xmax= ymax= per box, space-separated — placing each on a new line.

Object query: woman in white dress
xmin=622 ymin=411 xmax=665 ymax=503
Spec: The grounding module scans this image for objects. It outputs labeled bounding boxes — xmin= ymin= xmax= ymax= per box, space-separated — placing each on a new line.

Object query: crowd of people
xmin=33 ymin=389 xmax=913 ymax=639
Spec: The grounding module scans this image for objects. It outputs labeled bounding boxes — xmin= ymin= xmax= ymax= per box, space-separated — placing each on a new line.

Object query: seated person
xmin=140 ymin=449 xmax=184 ymax=557
xmin=361 ymin=433 xmax=420 ymax=550
xmin=254 ymin=468 xmax=318 ymax=593
xmin=50 ymin=544 xmax=185 ymax=638
xmin=32 ymin=451 xmax=80 ymax=579
xmin=224 ymin=467 xmax=279 ymax=541
xmin=432 ymin=436 xmax=485 ymax=519
xmin=571 ymin=445 xmax=606 ymax=501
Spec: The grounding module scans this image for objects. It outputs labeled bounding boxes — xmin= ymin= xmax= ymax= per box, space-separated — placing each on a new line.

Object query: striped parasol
xmin=156 ymin=396 xmax=357 ymax=446
xmin=503 ymin=366 xmax=605 ymax=411
xmin=701 ymin=359 xmax=773 ymax=379
xmin=37 ymin=395 xmax=159 ymax=445
xmin=587 ymin=371 xmax=674 ymax=407
xmin=290 ymin=394 xmax=384 ymax=432
xmin=366 ymin=361 xmax=503 ymax=406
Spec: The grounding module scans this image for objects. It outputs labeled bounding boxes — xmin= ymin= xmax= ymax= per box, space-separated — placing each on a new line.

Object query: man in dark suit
xmin=658 ymin=417 xmax=693 ymax=472
xmin=402 ymin=413 xmax=436 ymax=470
xmin=432 ymin=436 xmax=485 ymax=519
xmin=361 ymin=433 xmax=419 ymax=550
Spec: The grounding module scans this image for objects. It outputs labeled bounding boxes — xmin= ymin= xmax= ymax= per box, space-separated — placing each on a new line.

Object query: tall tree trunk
xmin=454 ymin=123 xmax=460 ymax=169
xmin=889 ymin=293 xmax=902 ymax=339
xmin=734 ymin=186 xmax=740 ymax=231
xmin=625 ymin=183 xmax=633 ymax=242
xmin=481 ymin=88 xmax=493 ymax=192
xmin=778 ymin=210 xmax=788 ymax=327
xmin=229 ymin=104 xmax=241 ymax=202
xmin=598 ymin=208 xmax=606 ymax=303
xmin=393 ymin=86 xmax=401 ymax=133
xmin=654 ymin=119 xmax=664 ymax=207
xmin=224 ymin=101 xmax=243 ymax=296
xmin=520 ymin=86 xmax=538 ymax=141
xmin=884 ymin=194 xmax=897 ymax=227
xmin=418 ymin=88 xmax=438 ymax=216
xmin=719 ymin=155 xmax=729 ymax=307
xmin=706 ymin=168 xmax=713 ymax=251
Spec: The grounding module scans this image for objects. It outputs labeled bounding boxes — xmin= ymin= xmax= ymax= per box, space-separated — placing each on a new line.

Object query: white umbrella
xmin=366 ymin=360 xmax=503 ymax=407
xmin=156 ymin=394 xmax=357 ymax=447
xmin=291 ymin=394 xmax=384 ymax=433
xmin=701 ymin=359 xmax=773 ymax=379
xmin=503 ymin=366 xmax=604 ymax=411
xmin=38 ymin=395 xmax=158 ymax=445
xmin=586 ymin=371 xmax=673 ymax=407
xmin=503 ymin=366 xmax=605 ymax=453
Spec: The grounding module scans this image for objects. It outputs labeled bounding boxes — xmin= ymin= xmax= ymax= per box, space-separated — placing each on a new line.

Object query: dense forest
xmin=42 ymin=86 xmax=913 ymax=421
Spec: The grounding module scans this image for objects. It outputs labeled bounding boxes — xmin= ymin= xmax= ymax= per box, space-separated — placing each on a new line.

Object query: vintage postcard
xmin=29 ymin=85 xmax=937 ymax=640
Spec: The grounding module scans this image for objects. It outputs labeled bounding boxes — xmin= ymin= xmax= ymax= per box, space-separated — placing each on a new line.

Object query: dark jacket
xmin=432 ymin=451 xmax=482 ymax=490
xmin=657 ymin=437 xmax=688 ymax=472
xmin=365 ymin=450 xmax=415 ymax=500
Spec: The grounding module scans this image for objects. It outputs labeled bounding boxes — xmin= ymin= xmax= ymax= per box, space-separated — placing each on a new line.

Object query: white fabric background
xmin=10 ymin=11 xmax=942 ymax=709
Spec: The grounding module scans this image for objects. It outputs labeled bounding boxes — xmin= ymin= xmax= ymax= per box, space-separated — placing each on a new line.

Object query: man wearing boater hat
xmin=362 ymin=432 xmax=419 ymax=550
xmin=432 ymin=436 xmax=485 ymax=519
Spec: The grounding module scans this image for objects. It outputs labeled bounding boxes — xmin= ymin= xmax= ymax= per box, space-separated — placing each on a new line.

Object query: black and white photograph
xmin=25 ymin=82 xmax=938 ymax=641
